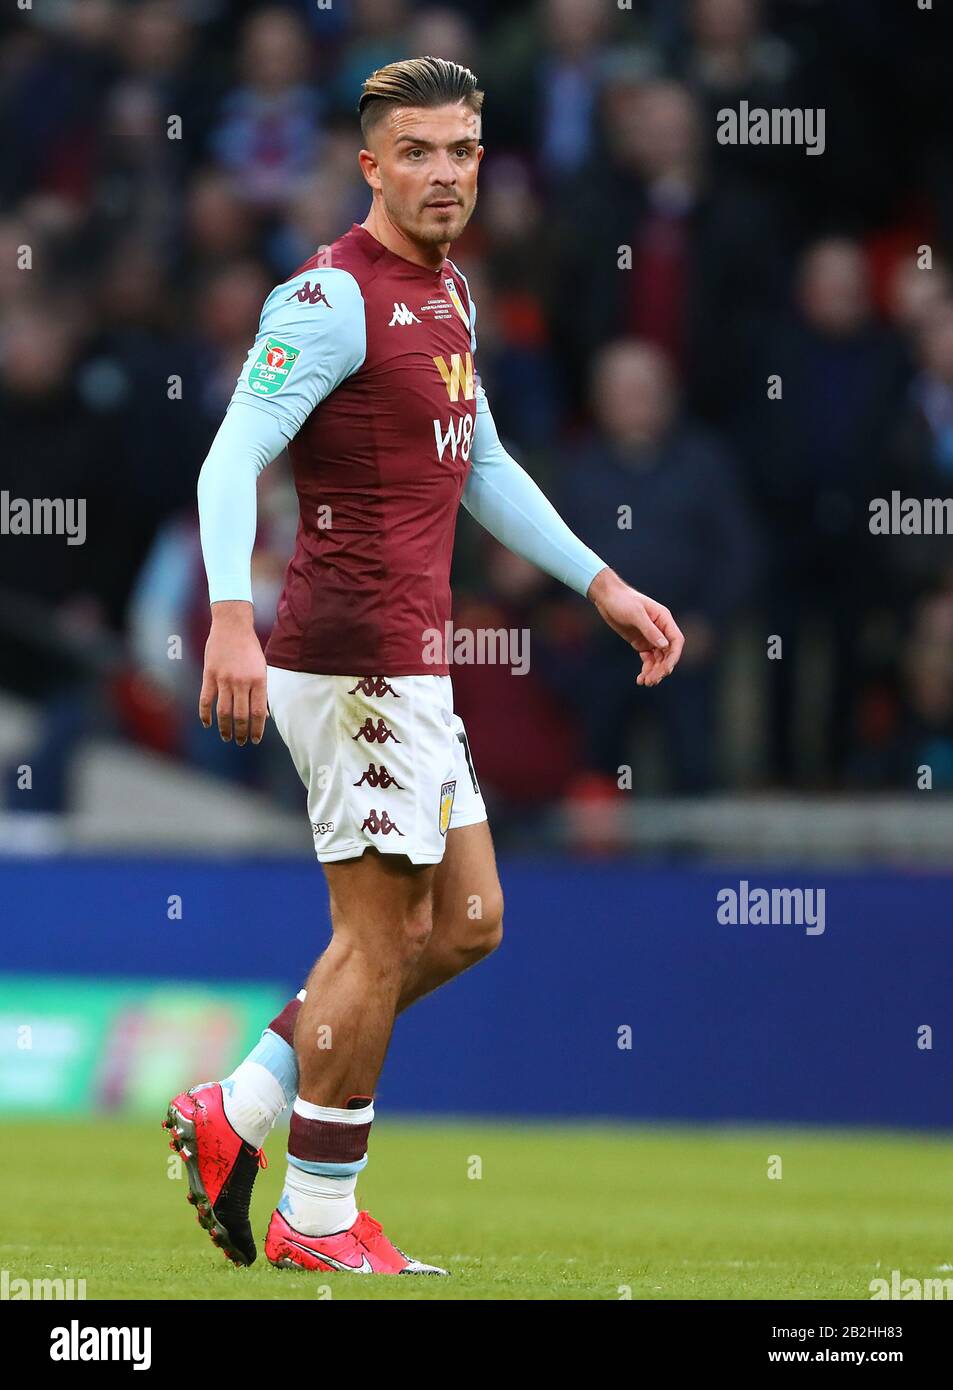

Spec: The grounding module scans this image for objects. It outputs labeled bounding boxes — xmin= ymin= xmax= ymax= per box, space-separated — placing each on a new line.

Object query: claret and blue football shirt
xmin=198 ymin=223 xmax=605 ymax=675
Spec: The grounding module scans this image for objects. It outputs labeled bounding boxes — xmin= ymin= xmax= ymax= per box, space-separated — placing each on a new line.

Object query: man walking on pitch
xmin=164 ymin=56 xmax=683 ymax=1275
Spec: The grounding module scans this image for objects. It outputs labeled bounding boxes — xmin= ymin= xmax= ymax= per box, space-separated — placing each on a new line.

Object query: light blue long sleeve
xmin=462 ymin=386 xmax=606 ymax=597
xmin=197 ymin=403 xmax=290 ymax=604
xmin=197 ymin=265 xmax=366 ymax=603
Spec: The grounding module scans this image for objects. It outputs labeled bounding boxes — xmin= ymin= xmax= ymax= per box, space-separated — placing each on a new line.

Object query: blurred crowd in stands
xmin=3 ymin=0 xmax=953 ymax=827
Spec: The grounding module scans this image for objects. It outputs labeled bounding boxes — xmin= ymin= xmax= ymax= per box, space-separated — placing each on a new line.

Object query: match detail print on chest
xmin=378 ymin=277 xmax=474 ymax=401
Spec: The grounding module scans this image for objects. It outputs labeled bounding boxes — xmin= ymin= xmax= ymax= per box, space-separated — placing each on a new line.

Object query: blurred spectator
xmin=682 ymin=0 xmax=795 ymax=95
xmin=678 ymin=0 xmax=804 ymax=201
xmin=0 ymin=1 xmax=115 ymax=207
xmin=886 ymin=256 xmax=953 ymax=344
xmin=0 ymin=216 xmax=41 ymax=310
xmin=407 ymin=7 xmax=477 ymax=69
xmin=0 ymin=300 xmax=131 ymax=648
xmin=741 ymin=237 xmax=908 ymax=782
xmin=267 ymin=167 xmax=365 ymax=277
xmin=193 ymin=258 xmax=272 ymax=420
xmin=0 ymin=295 xmax=131 ymax=811
xmin=554 ymin=340 xmax=755 ymax=792
xmin=180 ymin=168 xmax=260 ymax=279
xmin=897 ymin=590 xmax=953 ymax=790
xmin=557 ymin=78 xmax=785 ymax=423
xmin=853 ymin=586 xmax=953 ymax=791
xmin=110 ymin=0 xmax=211 ymax=174
xmin=463 ymin=256 xmax=560 ymax=454
xmin=209 ymin=6 xmax=323 ymax=211
xmin=450 ymin=547 xmax=587 ymax=829
xmin=877 ymin=301 xmax=953 ymax=605
xmin=128 ymin=459 xmax=299 ymax=794
xmin=81 ymin=237 xmax=210 ymax=521
xmin=328 ymin=0 xmax=410 ymax=116
xmin=488 ymin=0 xmax=613 ymax=181
xmin=90 ymin=78 xmax=185 ymax=269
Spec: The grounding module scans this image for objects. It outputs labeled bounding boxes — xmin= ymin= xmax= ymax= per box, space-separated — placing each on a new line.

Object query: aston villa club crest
xmin=443 ymin=277 xmax=470 ymax=330
xmin=439 ymin=779 xmax=456 ymax=836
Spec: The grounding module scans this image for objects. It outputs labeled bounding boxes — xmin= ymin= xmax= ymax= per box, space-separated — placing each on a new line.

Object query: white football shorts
xmin=266 ymin=667 xmax=488 ymax=864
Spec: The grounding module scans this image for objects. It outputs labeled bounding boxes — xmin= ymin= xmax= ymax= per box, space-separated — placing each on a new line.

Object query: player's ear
xmin=358 ymin=148 xmax=382 ymax=191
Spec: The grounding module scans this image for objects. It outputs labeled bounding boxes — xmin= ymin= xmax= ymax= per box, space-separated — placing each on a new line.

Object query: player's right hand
xmin=199 ymin=601 xmax=268 ymax=746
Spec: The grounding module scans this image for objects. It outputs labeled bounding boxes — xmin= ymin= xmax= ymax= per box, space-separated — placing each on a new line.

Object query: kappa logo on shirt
xmin=287 ymin=280 xmax=332 ymax=308
xmin=388 ymin=302 xmax=421 ymax=326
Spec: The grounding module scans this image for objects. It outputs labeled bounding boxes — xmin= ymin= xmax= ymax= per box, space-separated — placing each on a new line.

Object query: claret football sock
xmin=265 ymin=989 xmax=306 ymax=1050
xmin=219 ymin=990 xmax=305 ymax=1147
xmin=278 ymin=1095 xmax=374 ymax=1237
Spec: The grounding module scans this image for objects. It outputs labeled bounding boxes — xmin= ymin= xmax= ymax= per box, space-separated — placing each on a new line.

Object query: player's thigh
xmin=431 ymin=819 xmax=504 ymax=946
xmin=322 ymin=848 xmax=437 ymax=951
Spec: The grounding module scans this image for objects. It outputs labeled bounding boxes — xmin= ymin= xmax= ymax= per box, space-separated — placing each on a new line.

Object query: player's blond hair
xmin=359 ymin=56 xmax=483 ymax=138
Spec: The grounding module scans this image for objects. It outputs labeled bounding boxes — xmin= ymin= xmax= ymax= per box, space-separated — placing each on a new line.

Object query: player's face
xmin=364 ymin=103 xmax=483 ymax=247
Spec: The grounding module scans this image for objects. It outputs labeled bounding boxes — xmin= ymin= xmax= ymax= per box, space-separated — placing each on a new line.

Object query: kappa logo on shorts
xmin=348 ymin=677 xmax=401 ymax=698
xmin=439 ymin=779 xmax=456 ymax=836
xmin=353 ymin=717 xmax=401 ymax=745
xmin=311 ymin=821 xmax=334 ymax=834
xmin=354 ymin=763 xmax=403 ymax=789
xmin=361 ymin=809 xmax=404 ymax=836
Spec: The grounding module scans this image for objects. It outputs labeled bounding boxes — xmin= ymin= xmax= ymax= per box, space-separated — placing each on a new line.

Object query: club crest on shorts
xmin=439 ymin=779 xmax=456 ymax=836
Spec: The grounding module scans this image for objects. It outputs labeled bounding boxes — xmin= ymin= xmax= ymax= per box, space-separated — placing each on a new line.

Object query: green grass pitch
xmin=3 ymin=1118 xmax=950 ymax=1300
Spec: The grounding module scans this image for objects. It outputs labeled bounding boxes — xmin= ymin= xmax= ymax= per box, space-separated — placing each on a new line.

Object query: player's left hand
xmin=587 ymin=569 xmax=684 ymax=687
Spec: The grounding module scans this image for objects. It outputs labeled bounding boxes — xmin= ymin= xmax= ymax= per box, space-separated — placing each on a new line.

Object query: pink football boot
xmin=265 ymin=1207 xmax=447 ymax=1275
xmin=163 ymin=1082 xmax=267 ymax=1266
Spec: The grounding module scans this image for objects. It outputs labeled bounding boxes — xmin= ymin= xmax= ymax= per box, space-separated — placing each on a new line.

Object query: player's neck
xmin=361 ymin=208 xmax=448 ymax=273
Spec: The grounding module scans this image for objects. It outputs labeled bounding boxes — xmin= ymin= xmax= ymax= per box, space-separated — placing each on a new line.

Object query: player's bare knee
xmin=448 ymin=890 xmax=503 ymax=969
xmin=476 ymin=890 xmax=504 ymax=955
